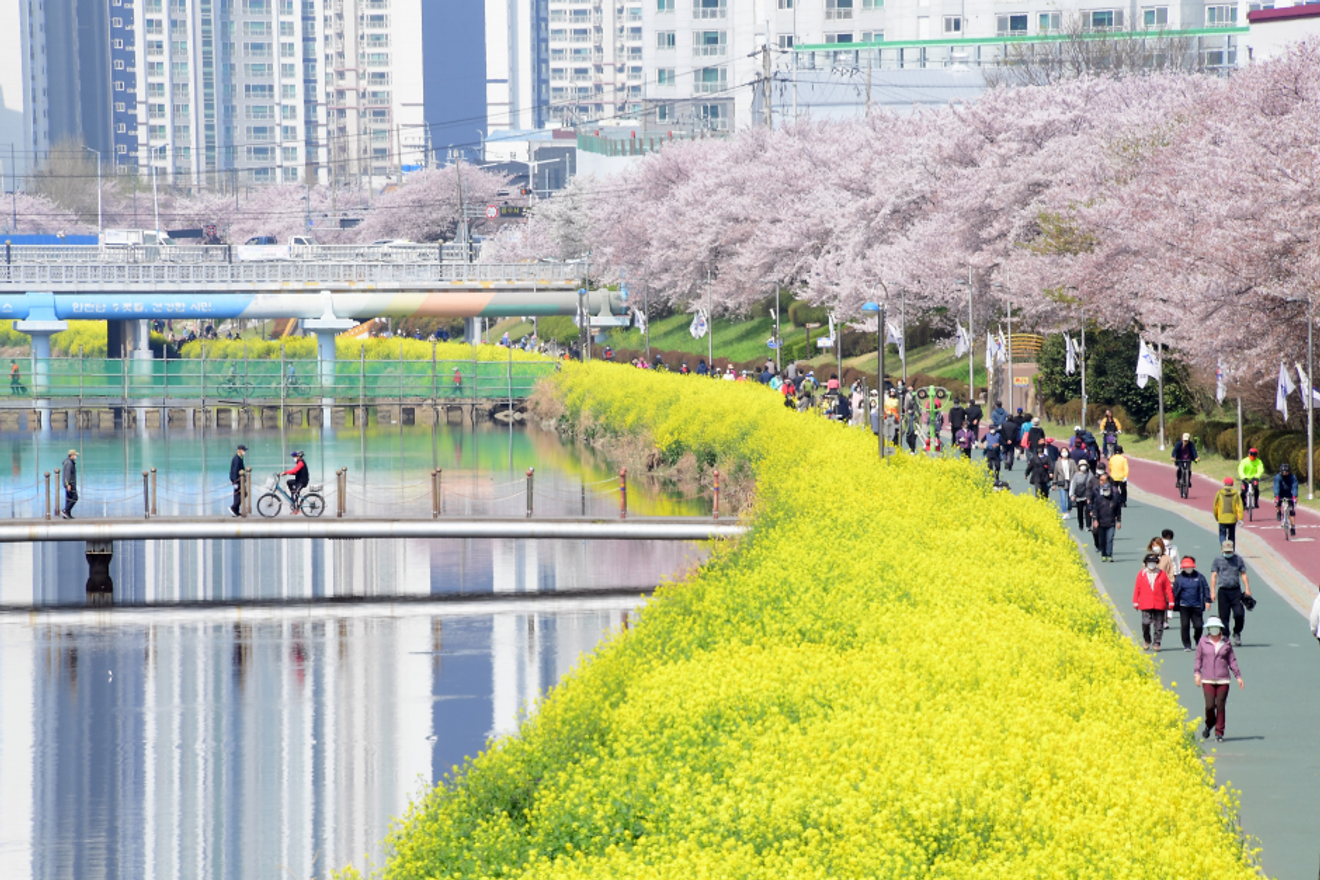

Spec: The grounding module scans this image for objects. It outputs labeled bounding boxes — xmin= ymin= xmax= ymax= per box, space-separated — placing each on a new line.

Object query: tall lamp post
xmin=81 ymin=146 xmax=102 ymax=238
xmin=863 ymin=301 xmax=885 ymax=461
xmin=956 ymin=269 xmax=974 ymax=403
xmin=1287 ymin=295 xmax=1315 ymax=500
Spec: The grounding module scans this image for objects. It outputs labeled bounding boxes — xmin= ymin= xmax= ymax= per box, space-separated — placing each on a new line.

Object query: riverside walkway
xmin=1001 ymin=454 xmax=1320 ymax=878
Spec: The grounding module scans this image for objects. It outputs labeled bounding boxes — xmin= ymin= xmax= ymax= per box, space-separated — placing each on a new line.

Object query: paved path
xmin=991 ymin=454 xmax=1320 ymax=879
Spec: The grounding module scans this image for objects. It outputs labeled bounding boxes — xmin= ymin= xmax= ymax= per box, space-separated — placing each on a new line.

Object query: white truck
xmin=235 ymin=235 xmax=318 ymax=261
xmin=101 ymin=229 xmax=174 ymax=247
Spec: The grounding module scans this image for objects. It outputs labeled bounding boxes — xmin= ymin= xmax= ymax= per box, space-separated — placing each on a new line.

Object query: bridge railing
xmin=1 ymin=242 xmax=479 ymax=265
xmin=9 ymin=357 xmax=560 ymax=403
xmin=0 ymin=260 xmax=581 ymax=287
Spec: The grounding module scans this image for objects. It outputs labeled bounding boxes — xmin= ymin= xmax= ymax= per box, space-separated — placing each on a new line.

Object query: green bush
xmin=1266 ymin=434 xmax=1306 ymax=473
xmin=1199 ymin=420 xmax=1234 ymax=453
xmin=1291 ymin=445 xmax=1318 ymax=482
xmin=1037 ymin=330 xmax=1192 ymax=425
xmin=1217 ymin=428 xmax=1240 ymax=460
xmin=786 ymin=301 xmax=830 ymax=327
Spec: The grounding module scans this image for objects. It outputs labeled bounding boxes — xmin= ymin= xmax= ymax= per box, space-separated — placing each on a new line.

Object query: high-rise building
xmin=485 ymin=0 xmax=549 ymax=133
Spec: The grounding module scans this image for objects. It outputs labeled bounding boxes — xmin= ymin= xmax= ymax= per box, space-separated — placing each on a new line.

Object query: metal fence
xmin=4 ymin=357 xmax=560 ymax=403
xmin=1 ymin=242 xmax=478 ymax=264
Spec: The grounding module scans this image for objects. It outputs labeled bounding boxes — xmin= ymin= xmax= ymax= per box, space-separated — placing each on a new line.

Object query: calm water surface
xmin=0 ymin=422 xmax=700 ymax=877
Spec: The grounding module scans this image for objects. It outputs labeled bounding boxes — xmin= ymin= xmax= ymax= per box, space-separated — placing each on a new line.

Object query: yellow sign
xmin=1013 ymin=376 xmax=1031 ymax=386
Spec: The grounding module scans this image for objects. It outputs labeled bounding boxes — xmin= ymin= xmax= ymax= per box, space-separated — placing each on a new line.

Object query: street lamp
xmin=863 ymin=301 xmax=885 ymax=461
xmin=81 ymin=146 xmax=102 ymax=238
xmin=955 ymin=269 xmax=975 ymax=403
xmin=1285 ymin=295 xmax=1315 ymax=500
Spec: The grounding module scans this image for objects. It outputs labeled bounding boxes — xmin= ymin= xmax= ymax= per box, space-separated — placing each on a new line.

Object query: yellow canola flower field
xmin=367 ymin=364 xmax=1259 ymax=880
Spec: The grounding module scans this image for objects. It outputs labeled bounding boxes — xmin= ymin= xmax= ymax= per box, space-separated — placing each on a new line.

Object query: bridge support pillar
xmin=15 ymin=294 xmax=68 ymax=434
xmin=464 ymin=317 xmax=481 ymax=346
xmin=303 ymin=290 xmax=356 ymax=428
xmin=86 ymin=540 xmax=113 ymax=594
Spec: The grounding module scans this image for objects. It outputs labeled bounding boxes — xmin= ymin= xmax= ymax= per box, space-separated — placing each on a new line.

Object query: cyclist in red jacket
xmin=283 ymin=451 xmax=309 ymax=510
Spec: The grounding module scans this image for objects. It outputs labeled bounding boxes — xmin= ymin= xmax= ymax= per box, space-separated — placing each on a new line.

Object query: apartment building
xmin=644 ymin=0 xmax=1254 ymax=129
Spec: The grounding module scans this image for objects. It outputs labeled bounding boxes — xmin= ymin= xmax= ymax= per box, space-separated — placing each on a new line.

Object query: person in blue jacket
xmin=1172 ymin=556 xmax=1212 ymax=651
xmin=1274 ymin=462 xmax=1300 ymax=536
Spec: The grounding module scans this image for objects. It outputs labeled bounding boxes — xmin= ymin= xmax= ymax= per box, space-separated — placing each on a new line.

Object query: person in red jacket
xmin=283 ymin=451 xmax=309 ymax=511
xmin=1134 ymin=552 xmax=1175 ymax=651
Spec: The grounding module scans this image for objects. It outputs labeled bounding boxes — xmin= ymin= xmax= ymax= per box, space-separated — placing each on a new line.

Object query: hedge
xmin=357 ymin=365 xmax=1260 ymax=880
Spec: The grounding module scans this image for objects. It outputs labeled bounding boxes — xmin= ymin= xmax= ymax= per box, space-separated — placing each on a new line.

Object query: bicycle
xmin=256 ymin=473 xmax=326 ymax=518
xmin=1174 ymin=460 xmax=1193 ymax=498
xmin=1242 ymin=479 xmax=1259 ymax=522
xmin=1102 ymin=431 xmax=1119 ymax=459
xmin=1280 ymin=496 xmax=1296 ymax=540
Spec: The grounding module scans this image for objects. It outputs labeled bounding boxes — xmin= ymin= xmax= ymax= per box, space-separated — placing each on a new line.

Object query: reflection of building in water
xmin=0 ymin=535 xmax=700 ymax=607
xmin=0 ymin=603 xmax=632 ymax=879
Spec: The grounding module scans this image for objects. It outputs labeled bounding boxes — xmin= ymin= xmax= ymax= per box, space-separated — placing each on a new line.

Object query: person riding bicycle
xmin=283 ymin=451 xmax=309 ymax=511
xmin=1275 ymin=463 xmax=1300 ymax=535
xmin=1238 ymin=447 xmax=1265 ymax=510
xmin=1171 ymin=432 xmax=1199 ymax=486
xmin=1100 ymin=409 xmax=1122 ymax=436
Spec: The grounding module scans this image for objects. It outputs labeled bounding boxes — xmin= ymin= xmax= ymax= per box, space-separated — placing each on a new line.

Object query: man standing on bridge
xmin=229 ymin=444 xmax=247 ymax=517
xmin=60 ymin=450 xmax=78 ymax=519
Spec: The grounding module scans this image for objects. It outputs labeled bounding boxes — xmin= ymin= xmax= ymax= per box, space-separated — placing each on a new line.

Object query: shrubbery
xmin=362 ymin=365 xmax=1259 ymax=880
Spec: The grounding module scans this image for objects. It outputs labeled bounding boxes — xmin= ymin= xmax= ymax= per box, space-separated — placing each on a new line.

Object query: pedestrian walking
xmin=1054 ymin=449 xmax=1077 ymax=518
xmin=1089 ymin=475 xmax=1122 ymax=562
xmin=1210 ymin=540 xmax=1252 ymax=647
xmin=1069 ymin=460 xmax=1096 ymax=530
xmin=1160 ymin=530 xmax=1179 ymax=567
xmin=60 ymin=449 xmax=78 ymax=520
xmin=1027 ymin=443 xmax=1052 ymax=499
xmin=955 ymin=423 xmax=976 ymax=459
xmin=1172 ymin=556 xmax=1212 ymax=651
xmin=229 ymin=444 xmax=247 ymax=517
xmin=965 ymin=400 xmax=983 ymax=438
xmin=1310 ymin=583 xmax=1320 ymax=652
xmin=1108 ymin=445 xmax=1130 ymax=507
xmin=1193 ymin=616 xmax=1244 ymax=743
xmin=1213 ymin=478 xmax=1242 ymax=545
xmin=9 ymin=360 xmax=21 ymax=395
xmin=1134 ymin=551 xmax=1175 ymax=651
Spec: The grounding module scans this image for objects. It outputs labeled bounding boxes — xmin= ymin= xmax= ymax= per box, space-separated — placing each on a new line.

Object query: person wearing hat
xmin=1026 ymin=417 xmax=1046 ymax=450
xmin=1170 ymin=431 xmax=1199 ymax=489
xmin=1172 ymin=556 xmax=1212 ymax=650
xmin=1210 ymin=540 xmax=1252 ymax=646
xmin=1237 ymin=446 xmax=1265 ymax=514
xmin=1069 ymin=458 xmax=1096 ymax=530
xmin=1089 ymin=473 xmax=1122 ymax=560
xmin=283 ymin=450 xmax=309 ymax=512
xmin=1212 ymin=477 xmax=1243 ymax=546
xmin=1134 ymin=550 xmax=1175 ymax=651
xmin=60 ymin=449 xmax=78 ymax=519
xmin=229 ymin=444 xmax=248 ymax=517
xmin=1193 ymin=616 xmax=1243 ymax=742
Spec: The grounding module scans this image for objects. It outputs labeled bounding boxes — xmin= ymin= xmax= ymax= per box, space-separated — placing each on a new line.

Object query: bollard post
xmin=525 ymin=468 xmax=534 ymax=518
xmin=437 ymin=467 xmax=443 ymax=515
xmin=44 ymin=472 xmax=50 ymax=520
xmin=619 ymin=467 xmax=628 ymax=520
xmin=142 ymin=471 xmax=151 ymax=519
xmin=713 ymin=469 xmax=720 ymax=521
xmin=150 ymin=467 xmax=157 ymax=516
xmin=430 ymin=468 xmax=439 ymax=519
xmin=244 ymin=467 xmax=253 ymax=516
xmin=580 ymin=480 xmax=586 ymax=516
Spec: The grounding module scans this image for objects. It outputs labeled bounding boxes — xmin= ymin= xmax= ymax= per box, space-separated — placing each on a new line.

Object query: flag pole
xmin=1080 ymin=325 xmax=1087 ymax=428
xmin=1157 ymin=334 xmax=1165 ymax=451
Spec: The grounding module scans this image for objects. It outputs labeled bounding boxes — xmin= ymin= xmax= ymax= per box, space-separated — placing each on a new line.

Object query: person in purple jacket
xmin=1193 ymin=616 xmax=1244 ymax=743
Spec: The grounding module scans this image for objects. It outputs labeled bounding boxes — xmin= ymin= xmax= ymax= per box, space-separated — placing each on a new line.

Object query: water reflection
xmin=0 ymin=599 xmax=638 ymax=880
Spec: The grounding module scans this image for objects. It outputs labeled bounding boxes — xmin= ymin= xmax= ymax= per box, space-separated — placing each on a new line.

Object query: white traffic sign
xmin=485 ymin=205 xmax=499 ymax=219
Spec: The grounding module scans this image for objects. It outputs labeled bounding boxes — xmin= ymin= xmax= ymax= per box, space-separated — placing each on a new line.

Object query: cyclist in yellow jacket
xmin=1237 ymin=447 xmax=1265 ymax=512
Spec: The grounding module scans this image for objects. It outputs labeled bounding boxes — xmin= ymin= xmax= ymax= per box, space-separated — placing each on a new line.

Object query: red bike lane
xmin=1125 ymin=456 xmax=1320 ymax=606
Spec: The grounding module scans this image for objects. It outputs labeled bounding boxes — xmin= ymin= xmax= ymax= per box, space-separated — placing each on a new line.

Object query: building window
xmin=694 ymin=66 xmax=726 ymax=92
xmin=1140 ymin=6 xmax=1168 ymax=25
xmin=777 ymin=0 xmax=792 ymax=7
xmin=693 ymin=30 xmax=727 ymax=55
xmin=113 ymin=38 xmax=124 ymax=49
xmin=824 ymin=0 xmax=852 ymax=20
xmin=656 ymin=30 xmax=675 ymax=48
xmin=111 ymin=17 xmax=123 ymax=27
xmin=777 ymin=34 xmax=794 ymax=48
xmin=694 ymin=0 xmax=726 ymax=18
xmin=656 ymin=104 xmax=672 ymax=122
xmin=1205 ymin=4 xmax=1236 ymax=24
xmin=1038 ymin=11 xmax=1061 ymax=30
xmin=860 ymin=29 xmax=882 ymax=41
xmin=116 ymin=123 xmax=127 ymax=133
xmin=824 ymin=32 xmax=853 ymax=42
xmin=657 ymin=0 xmax=673 ymax=10
xmin=117 ymin=144 xmax=129 ymax=154
xmin=657 ymin=67 xmax=675 ymax=84
xmin=943 ymin=15 xmax=961 ymax=32
xmin=697 ymin=102 xmax=727 ymax=130
xmin=995 ymin=13 xmax=1028 ymax=34
xmin=1088 ymin=9 xmax=1124 ymax=28
xmin=114 ymin=59 xmax=125 ymax=70
xmin=114 ymin=101 xmax=126 ymax=112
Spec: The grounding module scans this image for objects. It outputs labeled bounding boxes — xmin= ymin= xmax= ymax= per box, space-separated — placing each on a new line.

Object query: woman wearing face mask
xmin=1194 ymin=616 xmax=1244 ymax=743
xmin=1133 ymin=552 xmax=1175 ymax=651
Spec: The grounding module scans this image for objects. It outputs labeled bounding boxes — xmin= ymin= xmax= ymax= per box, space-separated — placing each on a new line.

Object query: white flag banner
xmin=688 ymin=309 xmax=708 ymax=340
xmin=1136 ymin=339 xmax=1162 ymax=389
xmin=1277 ymin=361 xmax=1296 ymax=421
xmin=996 ymin=329 xmax=1009 ymax=365
xmin=985 ymin=331 xmax=997 ymax=374
xmin=1295 ymin=362 xmax=1320 ymax=407
xmin=827 ymin=312 xmax=837 ymax=344
xmin=1215 ymin=360 xmax=1227 ymax=405
xmin=886 ymin=322 xmax=905 ymax=361
xmin=955 ymin=323 xmax=970 ymax=357
xmin=1065 ymin=335 xmax=1077 ymax=376
xmin=633 ymin=307 xmax=648 ymax=334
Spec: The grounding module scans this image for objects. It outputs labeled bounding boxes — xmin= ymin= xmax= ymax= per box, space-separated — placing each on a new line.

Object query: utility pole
xmin=763 ymin=33 xmax=773 ymax=128
xmin=865 ymin=56 xmax=872 ymax=116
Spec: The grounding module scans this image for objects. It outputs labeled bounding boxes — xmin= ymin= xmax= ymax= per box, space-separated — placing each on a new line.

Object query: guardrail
xmin=6 ymin=356 xmax=560 ymax=403
xmin=0 ymin=260 xmax=582 ymax=289
xmin=0 ymin=242 xmax=479 ymax=264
